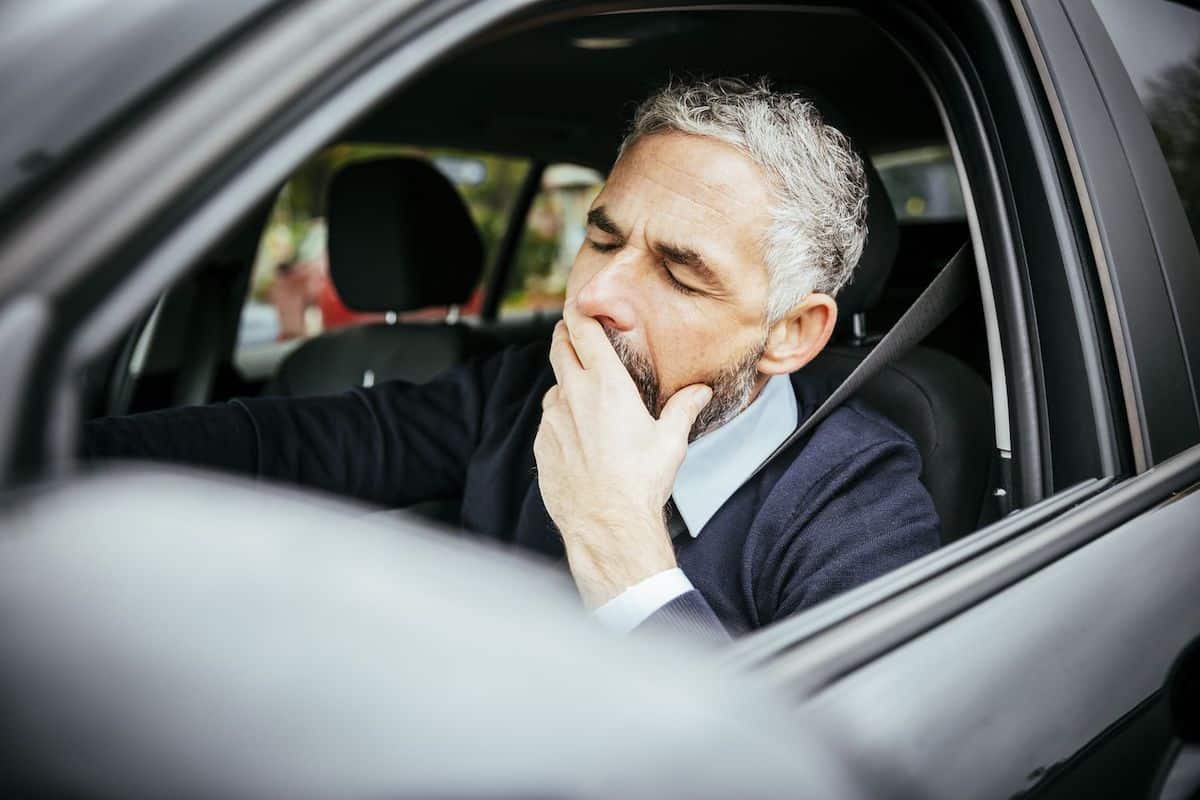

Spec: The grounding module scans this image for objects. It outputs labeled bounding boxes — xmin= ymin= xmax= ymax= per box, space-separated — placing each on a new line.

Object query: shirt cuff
xmin=592 ymin=568 xmax=695 ymax=634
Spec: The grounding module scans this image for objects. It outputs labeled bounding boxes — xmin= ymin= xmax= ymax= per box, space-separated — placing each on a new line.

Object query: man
xmin=84 ymin=78 xmax=940 ymax=639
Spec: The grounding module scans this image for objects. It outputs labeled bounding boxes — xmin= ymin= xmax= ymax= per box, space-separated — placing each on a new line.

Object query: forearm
xmin=81 ymin=401 xmax=259 ymax=475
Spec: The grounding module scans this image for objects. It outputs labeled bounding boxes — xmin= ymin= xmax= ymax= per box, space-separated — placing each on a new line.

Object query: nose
xmin=574 ymin=251 xmax=641 ymax=333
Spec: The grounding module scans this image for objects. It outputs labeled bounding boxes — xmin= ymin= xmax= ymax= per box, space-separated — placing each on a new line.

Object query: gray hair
xmin=619 ymin=77 xmax=869 ymax=324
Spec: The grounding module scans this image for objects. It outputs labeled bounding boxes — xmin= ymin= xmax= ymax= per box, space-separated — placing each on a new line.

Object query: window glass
xmin=872 ymin=146 xmax=966 ymax=221
xmin=1092 ymin=0 xmax=1200 ymax=246
xmin=500 ymin=164 xmax=606 ymax=319
xmin=236 ymin=145 xmax=530 ymax=355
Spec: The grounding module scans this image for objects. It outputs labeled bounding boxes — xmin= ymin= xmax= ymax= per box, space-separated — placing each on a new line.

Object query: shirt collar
xmin=671 ymin=373 xmax=798 ymax=537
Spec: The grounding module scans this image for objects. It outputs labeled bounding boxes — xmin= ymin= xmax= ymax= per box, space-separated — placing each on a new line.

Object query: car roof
xmin=0 ymin=4 xmax=941 ymax=219
xmin=350 ymin=7 xmax=944 ymax=166
xmin=0 ymin=0 xmax=282 ymax=218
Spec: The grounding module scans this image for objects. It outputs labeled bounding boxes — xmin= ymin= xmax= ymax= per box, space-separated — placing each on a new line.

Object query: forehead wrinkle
xmin=597 ymin=174 xmax=741 ymax=261
xmin=633 ymin=167 xmax=742 ymax=226
xmin=629 ymin=134 xmax=771 ymax=214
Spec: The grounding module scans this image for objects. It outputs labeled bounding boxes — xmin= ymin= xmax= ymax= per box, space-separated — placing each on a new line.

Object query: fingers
xmin=548 ymin=320 xmax=582 ymax=385
xmin=658 ymin=383 xmax=713 ymax=441
xmin=541 ymin=384 xmax=560 ymax=410
xmin=562 ymin=302 xmax=620 ymax=372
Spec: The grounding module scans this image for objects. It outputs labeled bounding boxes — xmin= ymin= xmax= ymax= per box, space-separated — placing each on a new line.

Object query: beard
xmin=605 ymin=329 xmax=766 ymax=442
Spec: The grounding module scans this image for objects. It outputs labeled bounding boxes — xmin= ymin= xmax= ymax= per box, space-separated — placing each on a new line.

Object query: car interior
xmin=79 ymin=7 xmax=1003 ymax=553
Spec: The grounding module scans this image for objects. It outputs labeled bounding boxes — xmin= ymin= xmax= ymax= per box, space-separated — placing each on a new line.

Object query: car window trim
xmin=878 ymin=0 xmax=1053 ymax=504
xmin=1013 ymin=0 xmax=1200 ymax=470
xmin=723 ymin=475 xmax=1110 ymax=673
xmin=1060 ymin=0 xmax=1200 ymax=435
xmin=746 ymin=441 xmax=1200 ymax=699
xmin=922 ymin=0 xmax=1126 ymax=491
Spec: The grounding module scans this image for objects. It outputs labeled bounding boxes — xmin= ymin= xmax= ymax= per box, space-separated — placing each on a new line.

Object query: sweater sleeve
xmin=761 ymin=437 xmax=941 ymax=624
xmin=82 ymin=350 xmax=508 ymax=508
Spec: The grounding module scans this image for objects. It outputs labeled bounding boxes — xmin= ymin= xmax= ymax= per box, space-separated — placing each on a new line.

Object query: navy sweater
xmin=83 ymin=341 xmax=940 ymax=639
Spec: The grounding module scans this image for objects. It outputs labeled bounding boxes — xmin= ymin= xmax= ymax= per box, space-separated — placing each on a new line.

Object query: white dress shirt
xmin=593 ymin=373 xmax=799 ymax=632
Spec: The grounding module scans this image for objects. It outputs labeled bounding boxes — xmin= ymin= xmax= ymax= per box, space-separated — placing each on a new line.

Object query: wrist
xmin=563 ymin=515 xmax=677 ymax=609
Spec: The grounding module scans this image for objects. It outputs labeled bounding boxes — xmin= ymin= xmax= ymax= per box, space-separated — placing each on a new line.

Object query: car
xmin=0 ymin=0 xmax=1198 ymax=797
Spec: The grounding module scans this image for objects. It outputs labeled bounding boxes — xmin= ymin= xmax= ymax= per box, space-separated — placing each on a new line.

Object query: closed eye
xmin=586 ymin=239 xmax=702 ymax=296
xmin=660 ymin=260 xmax=701 ymax=296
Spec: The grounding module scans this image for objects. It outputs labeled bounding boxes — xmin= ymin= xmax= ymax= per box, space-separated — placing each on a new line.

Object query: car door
xmin=729 ymin=1 xmax=1200 ymax=797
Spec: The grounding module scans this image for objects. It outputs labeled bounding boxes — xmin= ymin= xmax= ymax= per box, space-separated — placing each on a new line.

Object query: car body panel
xmin=795 ymin=448 xmax=1200 ymax=798
xmin=0 ymin=0 xmax=284 ymax=218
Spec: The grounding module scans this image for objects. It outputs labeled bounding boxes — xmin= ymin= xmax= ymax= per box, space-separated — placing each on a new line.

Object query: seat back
xmin=272 ymin=156 xmax=485 ymax=397
xmin=804 ymin=345 xmax=993 ymax=544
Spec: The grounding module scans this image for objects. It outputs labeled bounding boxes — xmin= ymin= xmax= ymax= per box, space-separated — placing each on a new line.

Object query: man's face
xmin=565 ymin=132 xmax=775 ymax=439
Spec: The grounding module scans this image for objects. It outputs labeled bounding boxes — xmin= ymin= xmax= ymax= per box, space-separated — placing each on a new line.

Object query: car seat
xmin=269 ymin=156 xmax=488 ymax=397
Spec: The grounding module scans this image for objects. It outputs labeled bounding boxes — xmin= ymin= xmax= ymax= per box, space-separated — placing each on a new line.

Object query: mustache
xmin=604 ymin=328 xmax=660 ymax=415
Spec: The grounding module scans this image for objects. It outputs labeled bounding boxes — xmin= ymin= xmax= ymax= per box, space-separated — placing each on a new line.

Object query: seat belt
xmin=743 ymin=242 xmax=974 ymax=485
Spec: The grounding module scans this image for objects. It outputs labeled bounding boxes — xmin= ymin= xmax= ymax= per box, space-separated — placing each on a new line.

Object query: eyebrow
xmin=586 ymin=206 xmax=625 ymax=239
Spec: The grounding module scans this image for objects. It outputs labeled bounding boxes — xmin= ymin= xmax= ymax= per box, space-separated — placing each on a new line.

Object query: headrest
xmin=809 ymin=100 xmax=899 ymax=315
xmin=835 ymin=162 xmax=899 ymax=314
xmin=327 ymin=157 xmax=484 ymax=312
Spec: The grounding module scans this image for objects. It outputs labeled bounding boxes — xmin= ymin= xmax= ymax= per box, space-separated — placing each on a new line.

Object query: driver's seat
xmin=802 ymin=149 xmax=993 ymax=543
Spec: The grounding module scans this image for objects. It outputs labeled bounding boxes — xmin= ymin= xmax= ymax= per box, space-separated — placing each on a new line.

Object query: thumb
xmin=659 ymin=384 xmax=713 ymax=438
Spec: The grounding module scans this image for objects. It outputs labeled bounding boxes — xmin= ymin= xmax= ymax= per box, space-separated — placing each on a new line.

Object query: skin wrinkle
xmin=588 ymin=206 xmax=729 ymax=299
xmin=636 ymin=132 xmax=768 ymax=214
xmin=592 ymin=191 xmax=762 ymax=303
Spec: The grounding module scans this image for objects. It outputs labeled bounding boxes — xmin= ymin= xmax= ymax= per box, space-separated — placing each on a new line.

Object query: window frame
xmin=1063 ymin=0 xmax=1200 ymax=457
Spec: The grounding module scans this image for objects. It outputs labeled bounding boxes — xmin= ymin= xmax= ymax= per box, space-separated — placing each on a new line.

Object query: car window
xmin=871 ymin=146 xmax=966 ymax=222
xmin=1092 ymin=0 xmax=1200 ymax=248
xmin=499 ymin=163 xmax=606 ymax=320
xmin=236 ymin=145 xmax=530 ymax=355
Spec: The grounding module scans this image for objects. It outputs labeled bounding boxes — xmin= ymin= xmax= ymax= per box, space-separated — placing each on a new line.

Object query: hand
xmin=534 ymin=303 xmax=713 ymax=608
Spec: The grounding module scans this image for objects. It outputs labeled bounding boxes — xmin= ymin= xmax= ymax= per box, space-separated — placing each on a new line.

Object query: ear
xmin=757 ymin=293 xmax=838 ymax=376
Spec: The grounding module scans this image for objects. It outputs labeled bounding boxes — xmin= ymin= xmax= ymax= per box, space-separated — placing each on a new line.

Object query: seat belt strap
xmin=743 ymin=242 xmax=973 ymax=484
